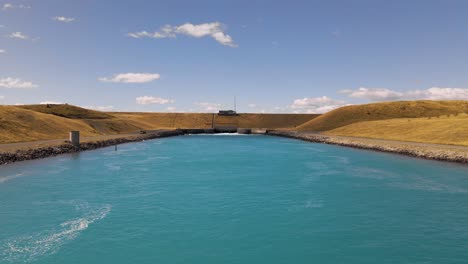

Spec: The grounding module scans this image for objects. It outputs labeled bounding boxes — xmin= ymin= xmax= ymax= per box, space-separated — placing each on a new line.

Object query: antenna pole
xmin=234 ymin=96 xmax=237 ymax=112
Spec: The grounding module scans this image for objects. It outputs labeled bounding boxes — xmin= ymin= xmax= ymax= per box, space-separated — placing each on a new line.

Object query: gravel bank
xmin=0 ymin=130 xmax=183 ymax=165
xmin=268 ymin=130 xmax=468 ymax=164
xmin=3 ymin=129 xmax=467 ymax=166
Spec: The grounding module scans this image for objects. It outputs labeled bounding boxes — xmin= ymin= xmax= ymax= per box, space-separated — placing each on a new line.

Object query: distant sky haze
xmin=1 ymin=0 xmax=468 ymax=113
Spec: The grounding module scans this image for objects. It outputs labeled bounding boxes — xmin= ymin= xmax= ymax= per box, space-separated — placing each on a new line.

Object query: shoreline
xmin=0 ymin=130 xmax=184 ymax=166
xmin=1 ymin=129 xmax=468 ymax=166
xmin=267 ymin=130 xmax=468 ymax=164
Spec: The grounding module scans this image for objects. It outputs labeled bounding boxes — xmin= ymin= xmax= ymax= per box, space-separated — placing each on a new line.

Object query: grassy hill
xmin=110 ymin=113 xmax=215 ymax=129
xmin=325 ymin=113 xmax=468 ymax=146
xmin=0 ymin=104 xmax=318 ymax=143
xmin=297 ymin=100 xmax=468 ymax=132
xmin=217 ymin=113 xmax=317 ymax=129
xmin=6 ymin=101 xmax=468 ymax=146
xmin=0 ymin=106 xmax=100 ymax=143
xmin=18 ymin=104 xmax=112 ymax=119
xmin=112 ymin=112 xmax=317 ymax=129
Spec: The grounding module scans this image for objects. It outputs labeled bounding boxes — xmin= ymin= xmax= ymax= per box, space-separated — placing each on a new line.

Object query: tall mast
xmin=234 ymin=96 xmax=237 ymax=112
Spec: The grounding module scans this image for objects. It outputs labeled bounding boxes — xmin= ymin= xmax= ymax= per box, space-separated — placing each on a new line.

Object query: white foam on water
xmin=391 ymin=176 xmax=468 ymax=194
xmin=0 ymin=173 xmax=24 ymax=184
xmin=0 ymin=201 xmax=111 ymax=263
xmin=288 ymin=198 xmax=324 ymax=211
xmin=349 ymin=167 xmax=398 ymax=180
xmin=105 ymin=163 xmax=121 ymax=171
xmin=302 ymin=146 xmax=326 ymax=153
xmin=44 ymin=165 xmax=68 ymax=176
xmin=133 ymin=156 xmax=171 ymax=165
xmin=350 ymin=167 xmax=468 ymax=193
xmin=153 ymin=156 xmax=170 ymax=159
xmin=0 ymin=167 xmax=66 ymax=184
xmin=304 ymin=199 xmax=324 ymax=208
xmin=326 ymin=155 xmax=350 ymax=165
xmin=304 ymin=161 xmax=329 ymax=171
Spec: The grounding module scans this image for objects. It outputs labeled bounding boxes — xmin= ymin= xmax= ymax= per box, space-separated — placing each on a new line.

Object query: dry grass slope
xmin=297 ymin=100 xmax=468 ymax=131
xmin=3 ymin=101 xmax=468 ymax=146
xmin=111 ymin=113 xmax=317 ymax=129
xmin=111 ymin=113 xmax=215 ymax=129
xmin=0 ymin=105 xmax=318 ymax=143
xmin=0 ymin=106 xmax=99 ymax=143
xmin=18 ymin=104 xmax=112 ymax=119
xmin=325 ymin=114 xmax=468 ymax=146
xmin=223 ymin=114 xmax=318 ymax=129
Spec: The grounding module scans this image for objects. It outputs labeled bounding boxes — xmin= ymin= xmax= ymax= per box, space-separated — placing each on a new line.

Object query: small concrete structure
xmin=218 ymin=110 xmax=237 ymax=116
xmin=178 ymin=128 xmax=216 ymax=134
xmin=251 ymin=129 xmax=267 ymax=134
xmin=237 ymin=128 xmax=251 ymax=134
xmin=69 ymin=131 xmax=80 ymax=146
xmin=214 ymin=127 xmax=238 ymax=133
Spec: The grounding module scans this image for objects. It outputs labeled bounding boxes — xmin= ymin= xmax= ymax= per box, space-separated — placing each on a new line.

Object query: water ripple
xmin=0 ymin=201 xmax=111 ymax=263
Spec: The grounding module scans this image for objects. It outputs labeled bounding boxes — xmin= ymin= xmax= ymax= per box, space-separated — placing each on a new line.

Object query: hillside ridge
xmin=0 ymin=104 xmax=318 ymax=143
xmin=297 ymin=100 xmax=468 ymax=132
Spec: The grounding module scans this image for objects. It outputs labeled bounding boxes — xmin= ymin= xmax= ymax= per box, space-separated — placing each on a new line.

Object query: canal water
xmin=1 ymin=134 xmax=468 ymax=263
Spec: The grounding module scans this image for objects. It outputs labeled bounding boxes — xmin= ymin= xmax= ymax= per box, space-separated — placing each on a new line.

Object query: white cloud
xmin=52 ymin=16 xmax=75 ymax=23
xmin=40 ymin=101 xmax=63 ymax=105
xmin=7 ymin=31 xmax=29 ymax=40
xmin=195 ymin=102 xmax=222 ymax=112
xmin=340 ymin=87 xmax=403 ymax=101
xmin=128 ymin=22 xmax=237 ymax=47
xmin=0 ymin=77 xmax=38 ymax=89
xmin=176 ymin=22 xmax=236 ymax=47
xmin=0 ymin=95 xmax=4 ymax=99
xmin=165 ymin=106 xmax=177 ymax=112
xmin=406 ymin=87 xmax=468 ymax=100
xmin=341 ymin=87 xmax=468 ymax=101
xmin=0 ymin=49 xmax=5 ymax=53
xmin=127 ymin=25 xmax=176 ymax=39
xmin=2 ymin=3 xmax=30 ymax=11
xmin=2 ymin=3 xmax=13 ymax=10
xmin=248 ymin=103 xmax=257 ymax=108
xmin=99 ymin=73 xmax=160 ymax=83
xmin=83 ymin=105 xmax=115 ymax=111
xmin=290 ymin=96 xmax=348 ymax=113
xmin=136 ymin=96 xmax=174 ymax=105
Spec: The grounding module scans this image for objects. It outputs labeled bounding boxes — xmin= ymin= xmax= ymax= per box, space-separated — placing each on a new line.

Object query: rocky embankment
xmin=3 ymin=129 xmax=468 ymax=166
xmin=0 ymin=130 xmax=184 ymax=165
xmin=268 ymin=130 xmax=468 ymax=164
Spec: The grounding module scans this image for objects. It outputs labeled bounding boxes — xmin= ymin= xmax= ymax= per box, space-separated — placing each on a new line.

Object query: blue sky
xmin=1 ymin=0 xmax=468 ymax=113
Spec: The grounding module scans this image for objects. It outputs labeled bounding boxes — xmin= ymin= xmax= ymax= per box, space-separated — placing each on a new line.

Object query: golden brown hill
xmin=0 ymin=104 xmax=318 ymax=143
xmin=0 ymin=106 xmax=100 ymax=143
xmin=325 ymin=114 xmax=468 ymax=146
xmin=18 ymin=104 xmax=112 ymax=119
xmin=110 ymin=113 xmax=215 ymax=129
xmin=112 ymin=112 xmax=318 ymax=129
xmin=216 ymin=113 xmax=318 ymax=129
xmin=297 ymin=100 xmax=468 ymax=131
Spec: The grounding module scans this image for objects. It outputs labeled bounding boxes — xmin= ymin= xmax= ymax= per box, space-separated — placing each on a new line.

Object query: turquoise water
xmin=1 ymin=135 xmax=468 ymax=263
